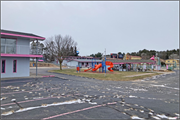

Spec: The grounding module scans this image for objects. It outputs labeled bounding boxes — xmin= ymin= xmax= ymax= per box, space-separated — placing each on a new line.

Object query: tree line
xmin=125 ymin=49 xmax=179 ymax=60
xmin=90 ymin=49 xmax=179 ymax=60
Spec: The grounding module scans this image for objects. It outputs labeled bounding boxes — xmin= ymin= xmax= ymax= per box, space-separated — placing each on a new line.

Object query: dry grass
xmin=48 ymin=69 xmax=162 ymax=81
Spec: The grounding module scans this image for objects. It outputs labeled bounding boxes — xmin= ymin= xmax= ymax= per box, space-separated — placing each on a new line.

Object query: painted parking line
xmin=42 ymin=102 xmax=117 ymax=120
xmin=42 ymin=75 xmax=55 ymax=78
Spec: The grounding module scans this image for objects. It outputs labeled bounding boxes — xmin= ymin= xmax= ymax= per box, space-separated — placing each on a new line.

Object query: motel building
xmin=1 ymin=29 xmax=45 ymax=78
xmin=108 ymin=59 xmax=155 ymax=71
xmin=55 ymin=56 xmax=102 ymax=68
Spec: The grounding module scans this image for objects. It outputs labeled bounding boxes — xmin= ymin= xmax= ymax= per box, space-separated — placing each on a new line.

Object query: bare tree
xmin=169 ymin=54 xmax=179 ymax=59
xmin=141 ymin=53 xmax=150 ymax=59
xmin=30 ymin=41 xmax=44 ymax=55
xmin=44 ymin=37 xmax=55 ymax=62
xmin=44 ymin=35 xmax=77 ymax=70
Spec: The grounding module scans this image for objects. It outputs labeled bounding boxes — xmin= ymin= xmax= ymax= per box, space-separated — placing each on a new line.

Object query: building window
xmin=1 ymin=38 xmax=16 ymax=54
xmin=82 ymin=62 xmax=84 ymax=66
xmin=13 ymin=60 xmax=17 ymax=73
xmin=168 ymin=61 xmax=170 ymax=62
xmin=1 ymin=60 xmax=6 ymax=73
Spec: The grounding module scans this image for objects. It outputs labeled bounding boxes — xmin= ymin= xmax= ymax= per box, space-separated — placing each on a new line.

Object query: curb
xmin=42 ymin=75 xmax=55 ymax=78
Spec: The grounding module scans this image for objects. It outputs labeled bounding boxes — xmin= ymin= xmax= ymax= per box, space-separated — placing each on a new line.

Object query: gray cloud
xmin=1 ymin=1 xmax=179 ymax=56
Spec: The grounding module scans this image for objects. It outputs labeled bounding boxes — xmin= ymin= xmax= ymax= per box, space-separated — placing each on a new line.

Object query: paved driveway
xmin=1 ymin=68 xmax=179 ymax=119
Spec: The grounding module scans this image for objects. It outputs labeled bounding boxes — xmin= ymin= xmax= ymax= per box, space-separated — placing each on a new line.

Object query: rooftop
xmin=130 ymin=56 xmax=142 ymax=58
xmin=1 ymin=29 xmax=45 ymax=40
xmin=73 ymin=59 xmax=102 ymax=62
xmin=108 ymin=59 xmax=155 ymax=64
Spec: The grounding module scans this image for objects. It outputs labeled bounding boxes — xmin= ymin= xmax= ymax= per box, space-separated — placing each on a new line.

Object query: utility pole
xmin=36 ymin=40 xmax=38 ymax=76
xmin=104 ymin=48 xmax=106 ymax=76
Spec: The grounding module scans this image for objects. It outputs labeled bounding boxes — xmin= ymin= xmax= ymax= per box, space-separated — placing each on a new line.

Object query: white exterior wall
xmin=16 ymin=38 xmax=30 ymax=54
xmin=62 ymin=60 xmax=67 ymax=65
xmin=1 ymin=57 xmax=30 ymax=78
xmin=67 ymin=61 xmax=78 ymax=67
xmin=55 ymin=60 xmax=78 ymax=67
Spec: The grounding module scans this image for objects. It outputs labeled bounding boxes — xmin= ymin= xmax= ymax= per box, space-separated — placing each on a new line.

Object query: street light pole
xmin=36 ymin=40 xmax=38 ymax=76
xmin=104 ymin=48 xmax=106 ymax=76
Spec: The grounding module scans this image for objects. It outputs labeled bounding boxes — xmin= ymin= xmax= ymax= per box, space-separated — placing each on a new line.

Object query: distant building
xmin=130 ymin=56 xmax=142 ymax=60
xmin=106 ymin=55 xmax=111 ymax=58
xmin=110 ymin=53 xmax=124 ymax=59
xmin=106 ymin=58 xmax=123 ymax=60
xmin=123 ymin=53 xmax=142 ymax=60
xmin=55 ymin=56 xmax=101 ymax=67
xmin=108 ymin=59 xmax=155 ymax=65
xmin=165 ymin=59 xmax=179 ymax=66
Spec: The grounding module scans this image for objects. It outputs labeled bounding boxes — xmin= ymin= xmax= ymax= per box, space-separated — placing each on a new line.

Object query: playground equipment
xmin=84 ymin=61 xmax=114 ymax=72
xmin=76 ymin=65 xmax=80 ymax=73
xmin=76 ymin=51 xmax=79 ymax=56
xmin=84 ymin=67 xmax=92 ymax=72
xmin=150 ymin=55 xmax=155 ymax=61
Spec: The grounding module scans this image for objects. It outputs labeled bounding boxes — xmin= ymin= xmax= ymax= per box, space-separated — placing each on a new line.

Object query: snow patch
xmin=16 ymin=106 xmax=40 ymax=113
xmin=149 ymin=112 xmax=153 ymax=115
xmin=151 ymin=116 xmax=160 ymax=119
xmin=1 ymin=97 xmax=7 ymax=101
xmin=131 ymin=115 xmax=144 ymax=119
xmin=156 ymin=114 xmax=168 ymax=119
xmin=140 ymin=110 xmax=144 ymax=113
xmin=11 ymin=99 xmax=16 ymax=102
xmin=130 ymin=88 xmax=148 ymax=91
xmin=174 ymin=113 xmax=179 ymax=116
xmin=151 ymin=84 xmax=179 ymax=90
xmin=156 ymin=114 xmax=178 ymax=119
xmin=129 ymin=95 xmax=138 ymax=98
xmin=116 ymin=87 xmax=121 ymax=89
xmin=33 ymin=97 xmax=44 ymax=99
xmin=1 ymin=99 xmax=97 ymax=116
xmin=1 ymin=110 xmax=14 ymax=116
xmin=84 ymin=95 xmax=89 ymax=97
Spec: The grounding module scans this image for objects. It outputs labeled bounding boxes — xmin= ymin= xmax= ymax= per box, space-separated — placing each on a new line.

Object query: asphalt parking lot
xmin=1 ymin=70 xmax=179 ymax=119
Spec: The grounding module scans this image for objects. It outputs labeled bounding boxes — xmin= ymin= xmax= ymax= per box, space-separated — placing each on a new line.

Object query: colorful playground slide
xmin=92 ymin=63 xmax=102 ymax=71
xmin=84 ymin=67 xmax=92 ymax=72
xmin=106 ymin=61 xmax=114 ymax=72
xmin=84 ymin=61 xmax=114 ymax=72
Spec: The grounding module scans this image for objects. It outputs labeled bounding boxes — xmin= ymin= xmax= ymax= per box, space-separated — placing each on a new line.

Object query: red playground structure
xmin=84 ymin=61 xmax=114 ymax=72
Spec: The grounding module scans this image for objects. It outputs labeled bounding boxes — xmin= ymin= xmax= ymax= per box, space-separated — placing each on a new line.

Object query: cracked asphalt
xmin=1 ymin=68 xmax=179 ymax=119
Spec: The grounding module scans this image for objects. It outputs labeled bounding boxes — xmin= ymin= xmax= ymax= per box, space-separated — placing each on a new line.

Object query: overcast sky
xmin=1 ymin=1 xmax=179 ymax=56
